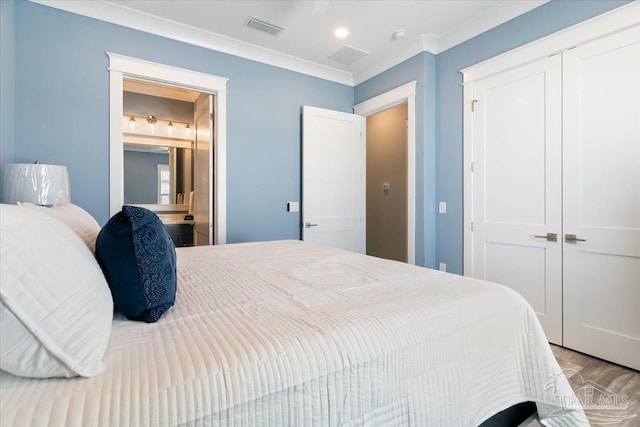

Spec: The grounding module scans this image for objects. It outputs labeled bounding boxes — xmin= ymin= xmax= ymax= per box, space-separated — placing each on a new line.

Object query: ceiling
xmin=36 ymin=0 xmax=549 ymax=85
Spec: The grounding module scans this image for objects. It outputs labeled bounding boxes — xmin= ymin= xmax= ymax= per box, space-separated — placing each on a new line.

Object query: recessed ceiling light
xmin=334 ymin=27 xmax=349 ymax=39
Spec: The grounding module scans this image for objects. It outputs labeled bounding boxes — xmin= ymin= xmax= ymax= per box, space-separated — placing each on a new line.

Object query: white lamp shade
xmin=2 ymin=163 xmax=70 ymax=205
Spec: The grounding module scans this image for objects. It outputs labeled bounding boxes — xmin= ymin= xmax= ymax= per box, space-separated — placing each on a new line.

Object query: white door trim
xmin=107 ymin=52 xmax=228 ymax=244
xmin=354 ymin=81 xmax=417 ymax=265
xmin=462 ymin=4 xmax=638 ymax=275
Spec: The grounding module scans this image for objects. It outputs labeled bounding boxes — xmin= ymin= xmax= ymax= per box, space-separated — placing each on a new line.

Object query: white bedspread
xmin=0 ymin=240 xmax=587 ymax=426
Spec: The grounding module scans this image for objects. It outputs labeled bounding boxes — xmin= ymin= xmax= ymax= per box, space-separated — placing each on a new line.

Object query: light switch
xmin=382 ymin=183 xmax=390 ymax=192
xmin=439 ymin=202 xmax=447 ymax=214
xmin=287 ymin=202 xmax=299 ymax=212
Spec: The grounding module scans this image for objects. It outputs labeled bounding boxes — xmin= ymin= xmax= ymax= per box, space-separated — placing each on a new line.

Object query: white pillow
xmin=19 ymin=202 xmax=101 ymax=253
xmin=0 ymin=204 xmax=113 ymax=378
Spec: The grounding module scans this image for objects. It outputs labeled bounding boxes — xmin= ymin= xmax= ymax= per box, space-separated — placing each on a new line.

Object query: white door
xmin=194 ymin=93 xmax=213 ymax=246
xmin=562 ymin=27 xmax=640 ymax=370
xmin=302 ymin=106 xmax=365 ymax=253
xmin=470 ymin=55 xmax=563 ymax=344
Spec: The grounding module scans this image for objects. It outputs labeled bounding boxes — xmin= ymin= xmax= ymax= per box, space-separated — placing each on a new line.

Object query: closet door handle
xmin=565 ymin=234 xmax=586 ymax=243
xmin=304 ymin=222 xmax=318 ymax=228
xmin=534 ymin=232 xmax=557 ymax=242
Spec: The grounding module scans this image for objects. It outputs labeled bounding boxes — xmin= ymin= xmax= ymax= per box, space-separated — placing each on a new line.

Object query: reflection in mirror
xmin=123 ymin=143 xmax=193 ymax=206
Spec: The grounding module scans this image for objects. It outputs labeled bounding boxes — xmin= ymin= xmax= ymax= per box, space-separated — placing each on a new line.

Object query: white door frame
xmin=107 ymin=52 xmax=228 ymax=244
xmin=354 ymin=81 xmax=417 ymax=265
xmin=461 ymin=1 xmax=639 ymax=275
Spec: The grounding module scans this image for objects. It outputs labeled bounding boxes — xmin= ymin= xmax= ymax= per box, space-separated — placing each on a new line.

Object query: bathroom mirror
xmin=123 ymin=142 xmax=193 ymax=209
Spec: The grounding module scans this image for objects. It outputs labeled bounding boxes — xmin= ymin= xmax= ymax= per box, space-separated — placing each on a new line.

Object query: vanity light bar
xmin=124 ymin=115 xmax=193 ymax=139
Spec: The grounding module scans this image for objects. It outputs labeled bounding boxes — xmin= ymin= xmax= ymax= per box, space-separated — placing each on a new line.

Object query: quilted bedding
xmin=0 ymin=240 xmax=587 ymax=426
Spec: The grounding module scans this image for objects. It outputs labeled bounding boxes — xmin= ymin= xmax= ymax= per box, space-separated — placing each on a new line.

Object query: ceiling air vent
xmin=328 ymin=45 xmax=369 ymax=66
xmin=245 ymin=17 xmax=284 ymax=36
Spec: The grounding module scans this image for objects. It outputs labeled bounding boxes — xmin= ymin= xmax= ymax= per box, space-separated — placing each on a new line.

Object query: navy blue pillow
xmin=96 ymin=206 xmax=176 ymax=323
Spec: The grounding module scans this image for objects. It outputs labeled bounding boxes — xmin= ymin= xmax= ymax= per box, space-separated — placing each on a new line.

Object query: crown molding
xmin=352 ymin=39 xmax=425 ymax=86
xmin=30 ymin=0 xmax=355 ymax=86
xmin=421 ymin=34 xmax=440 ymax=53
xmin=436 ymin=0 xmax=550 ymax=54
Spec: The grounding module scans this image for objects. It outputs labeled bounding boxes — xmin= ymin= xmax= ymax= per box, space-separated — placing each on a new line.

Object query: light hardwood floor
xmin=550 ymin=345 xmax=639 ymax=426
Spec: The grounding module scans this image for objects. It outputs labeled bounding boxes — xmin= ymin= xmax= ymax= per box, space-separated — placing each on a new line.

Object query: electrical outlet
xmin=439 ymin=263 xmax=446 ymax=272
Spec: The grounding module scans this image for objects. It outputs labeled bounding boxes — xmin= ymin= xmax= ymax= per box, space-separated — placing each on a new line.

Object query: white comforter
xmin=0 ymin=240 xmax=586 ymax=426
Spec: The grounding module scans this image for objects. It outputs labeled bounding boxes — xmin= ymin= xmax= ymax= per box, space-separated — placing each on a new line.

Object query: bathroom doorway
xmin=107 ymin=53 xmax=228 ymax=245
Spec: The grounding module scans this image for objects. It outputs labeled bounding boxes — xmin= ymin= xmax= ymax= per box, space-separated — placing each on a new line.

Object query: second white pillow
xmin=19 ymin=202 xmax=101 ymax=253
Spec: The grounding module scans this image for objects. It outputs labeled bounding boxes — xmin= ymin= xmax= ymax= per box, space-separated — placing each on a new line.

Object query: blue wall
xmin=0 ymin=0 xmax=15 ymax=177
xmin=354 ymin=53 xmax=437 ymax=268
xmin=434 ymin=0 xmax=630 ymax=274
xmin=10 ymin=0 xmax=352 ymax=243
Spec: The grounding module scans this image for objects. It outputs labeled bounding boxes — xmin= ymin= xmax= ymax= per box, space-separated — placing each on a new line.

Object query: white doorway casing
xmin=354 ymin=81 xmax=417 ymax=265
xmin=107 ymin=53 xmax=228 ymax=244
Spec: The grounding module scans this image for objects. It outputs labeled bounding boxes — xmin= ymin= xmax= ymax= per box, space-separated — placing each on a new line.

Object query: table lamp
xmin=2 ymin=161 xmax=70 ymax=205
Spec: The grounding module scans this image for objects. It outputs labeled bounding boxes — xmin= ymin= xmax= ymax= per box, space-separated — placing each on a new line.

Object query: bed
xmin=0 ymin=205 xmax=587 ymax=426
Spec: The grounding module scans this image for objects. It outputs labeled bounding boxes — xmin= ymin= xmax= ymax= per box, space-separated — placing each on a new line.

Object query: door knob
xmin=534 ymin=232 xmax=557 ymax=242
xmin=304 ymin=222 xmax=318 ymax=228
xmin=565 ymin=234 xmax=586 ymax=243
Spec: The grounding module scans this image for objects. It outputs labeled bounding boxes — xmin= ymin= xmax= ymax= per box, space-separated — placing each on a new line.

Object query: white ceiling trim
xmin=435 ymin=0 xmax=550 ymax=54
xmin=352 ymin=40 xmax=425 ymax=86
xmin=421 ymin=35 xmax=440 ymax=54
xmin=32 ymin=0 xmax=355 ymax=86
xmin=33 ymin=0 xmax=549 ymax=88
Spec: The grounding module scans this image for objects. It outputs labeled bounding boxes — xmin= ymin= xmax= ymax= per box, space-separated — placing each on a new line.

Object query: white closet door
xmin=471 ymin=55 xmax=563 ymax=344
xmin=563 ymin=26 xmax=640 ymax=370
